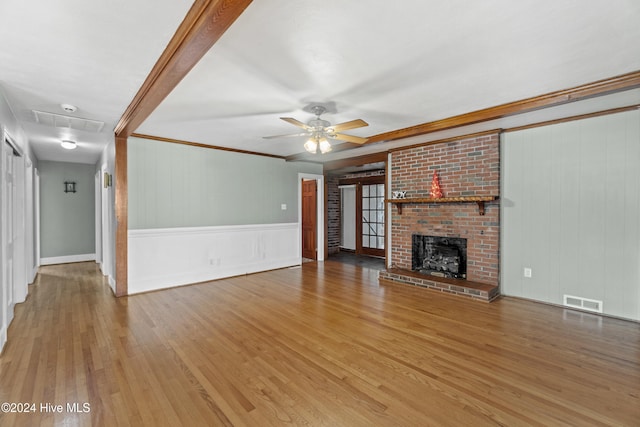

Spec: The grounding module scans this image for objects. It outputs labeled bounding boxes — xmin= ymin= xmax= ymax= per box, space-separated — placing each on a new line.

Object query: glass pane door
xmin=362 ymin=183 xmax=384 ymax=251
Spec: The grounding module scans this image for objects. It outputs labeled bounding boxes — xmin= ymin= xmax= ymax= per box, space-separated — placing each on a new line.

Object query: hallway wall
xmin=38 ymin=161 xmax=96 ymax=264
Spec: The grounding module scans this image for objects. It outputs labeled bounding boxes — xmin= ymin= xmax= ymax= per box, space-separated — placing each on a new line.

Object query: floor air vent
xmin=563 ymin=295 xmax=603 ymax=313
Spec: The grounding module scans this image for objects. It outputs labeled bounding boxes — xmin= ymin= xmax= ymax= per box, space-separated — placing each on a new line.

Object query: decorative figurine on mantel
xmin=430 ymin=170 xmax=443 ymax=198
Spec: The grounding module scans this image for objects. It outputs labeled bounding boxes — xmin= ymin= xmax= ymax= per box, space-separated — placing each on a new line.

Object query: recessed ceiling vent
xmin=32 ymin=110 xmax=104 ymax=133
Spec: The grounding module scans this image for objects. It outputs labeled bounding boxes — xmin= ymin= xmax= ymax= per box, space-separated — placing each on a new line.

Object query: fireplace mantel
xmin=386 ymin=195 xmax=498 ymax=215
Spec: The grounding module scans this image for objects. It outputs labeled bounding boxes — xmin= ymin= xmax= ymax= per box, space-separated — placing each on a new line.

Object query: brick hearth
xmin=380 ymin=268 xmax=500 ymax=302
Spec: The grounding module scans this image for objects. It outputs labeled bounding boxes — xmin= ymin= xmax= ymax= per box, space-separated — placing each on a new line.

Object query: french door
xmin=359 ymin=182 xmax=385 ymax=257
xmin=338 ymin=175 xmax=386 ymax=258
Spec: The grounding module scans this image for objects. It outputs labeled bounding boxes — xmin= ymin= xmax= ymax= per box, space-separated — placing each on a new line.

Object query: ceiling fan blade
xmin=263 ymin=132 xmax=310 ymax=139
xmin=280 ymin=117 xmax=310 ymax=129
xmin=329 ymin=119 xmax=368 ymax=132
xmin=332 ymin=133 xmax=368 ymax=144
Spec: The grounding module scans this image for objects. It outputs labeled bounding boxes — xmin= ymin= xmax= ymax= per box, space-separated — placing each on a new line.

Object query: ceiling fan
xmin=263 ymin=105 xmax=368 ymax=154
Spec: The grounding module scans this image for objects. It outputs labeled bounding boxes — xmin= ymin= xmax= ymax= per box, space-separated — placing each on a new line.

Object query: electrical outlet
xmin=281 ymin=204 xmax=287 ymax=210
xmin=524 ymin=267 xmax=532 ymax=278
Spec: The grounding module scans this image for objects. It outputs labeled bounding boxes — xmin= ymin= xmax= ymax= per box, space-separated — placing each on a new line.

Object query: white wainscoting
xmin=128 ymin=223 xmax=301 ymax=295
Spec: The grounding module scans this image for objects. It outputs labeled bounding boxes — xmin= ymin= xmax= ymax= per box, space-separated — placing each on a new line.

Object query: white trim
xmin=298 ymin=173 xmax=324 ymax=261
xmin=34 ymin=169 xmax=40 ymax=268
xmin=95 ymin=170 xmax=102 ymax=266
xmin=40 ymin=253 xmax=96 ymax=265
xmin=128 ymin=222 xmax=297 ymax=238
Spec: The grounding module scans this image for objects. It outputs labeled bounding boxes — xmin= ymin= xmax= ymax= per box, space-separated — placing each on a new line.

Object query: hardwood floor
xmin=1 ymin=261 xmax=639 ymax=426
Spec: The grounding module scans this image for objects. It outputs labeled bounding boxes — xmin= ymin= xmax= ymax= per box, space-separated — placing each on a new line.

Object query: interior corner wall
xmin=39 ymin=161 xmax=96 ymax=263
xmin=126 ymin=137 xmax=322 ymax=294
xmin=501 ymin=109 xmax=640 ymax=321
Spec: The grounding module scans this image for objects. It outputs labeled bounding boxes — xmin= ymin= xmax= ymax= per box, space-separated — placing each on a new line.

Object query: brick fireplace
xmin=379 ymin=132 xmax=501 ymax=301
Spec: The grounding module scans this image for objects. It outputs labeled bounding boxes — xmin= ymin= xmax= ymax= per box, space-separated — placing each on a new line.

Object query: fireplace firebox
xmin=412 ymin=235 xmax=467 ymax=279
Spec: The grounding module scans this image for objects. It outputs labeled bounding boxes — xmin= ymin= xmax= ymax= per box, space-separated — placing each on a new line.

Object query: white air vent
xmin=563 ymin=295 xmax=603 ymax=313
xmin=32 ymin=110 xmax=104 ymax=133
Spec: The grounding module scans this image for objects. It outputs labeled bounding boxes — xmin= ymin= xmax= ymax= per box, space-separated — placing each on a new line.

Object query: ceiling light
xmin=61 ymin=104 xmax=77 ymax=113
xmin=304 ymin=138 xmax=318 ymax=154
xmin=61 ymin=140 xmax=77 ymax=150
xmin=319 ymin=138 xmax=332 ymax=153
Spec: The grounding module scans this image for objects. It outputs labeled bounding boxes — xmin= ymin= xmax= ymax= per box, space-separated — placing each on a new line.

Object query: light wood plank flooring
xmin=1 ymin=261 xmax=639 ymax=426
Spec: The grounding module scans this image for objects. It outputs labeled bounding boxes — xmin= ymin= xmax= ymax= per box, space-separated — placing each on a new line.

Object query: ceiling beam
xmin=323 ymin=152 xmax=388 ymax=172
xmin=114 ymin=0 xmax=253 ymax=137
xmin=366 ymin=70 xmax=640 ymax=144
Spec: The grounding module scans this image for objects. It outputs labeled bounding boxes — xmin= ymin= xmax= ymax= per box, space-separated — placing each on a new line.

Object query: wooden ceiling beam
xmin=323 ymin=152 xmax=388 ymax=172
xmin=366 ymin=70 xmax=640 ymax=144
xmin=115 ymin=0 xmax=253 ymax=137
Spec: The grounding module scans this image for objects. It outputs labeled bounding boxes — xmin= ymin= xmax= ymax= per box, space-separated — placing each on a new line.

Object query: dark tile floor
xmin=327 ymin=251 xmax=386 ymax=270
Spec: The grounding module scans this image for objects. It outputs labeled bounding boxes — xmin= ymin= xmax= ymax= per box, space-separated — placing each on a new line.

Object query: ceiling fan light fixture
xmin=263 ymin=104 xmax=369 ymax=154
xmin=319 ymin=137 xmax=332 ymax=153
xmin=304 ymin=138 xmax=318 ymax=154
xmin=61 ymin=139 xmax=77 ymax=150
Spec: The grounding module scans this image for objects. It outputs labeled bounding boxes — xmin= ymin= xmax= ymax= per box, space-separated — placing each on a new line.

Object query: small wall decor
xmin=64 ymin=181 xmax=76 ymax=193
xmin=103 ymin=172 xmax=112 ymax=188
xmin=392 ymin=191 xmax=406 ymax=199
xmin=429 ymin=170 xmax=443 ymax=198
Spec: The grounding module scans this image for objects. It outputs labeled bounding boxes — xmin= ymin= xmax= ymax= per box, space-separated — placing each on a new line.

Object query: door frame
xmin=357 ymin=178 xmax=385 ymax=257
xmin=298 ymin=173 xmax=324 ymax=261
xmin=338 ymin=175 xmax=386 ymax=257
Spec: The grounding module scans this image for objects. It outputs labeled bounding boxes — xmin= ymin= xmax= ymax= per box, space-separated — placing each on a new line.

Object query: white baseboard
xmin=40 ymin=253 xmax=96 ymax=265
xmin=0 ymin=326 xmax=6 ymax=354
xmin=128 ymin=223 xmax=301 ymax=295
xmin=108 ymin=275 xmax=116 ymax=293
xmin=29 ymin=266 xmax=38 ymax=284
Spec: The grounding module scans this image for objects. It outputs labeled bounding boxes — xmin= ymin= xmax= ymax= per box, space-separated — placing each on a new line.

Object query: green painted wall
xmin=501 ymin=109 xmax=640 ymax=320
xmin=128 ymin=137 xmax=322 ymax=229
xmin=39 ymin=161 xmax=96 ymax=258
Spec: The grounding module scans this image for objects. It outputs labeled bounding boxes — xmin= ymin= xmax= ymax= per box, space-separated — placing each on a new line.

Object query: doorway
xmin=298 ymin=173 xmax=324 ymax=262
xmin=337 ymin=175 xmax=385 ymax=257
xmin=339 ymin=185 xmax=356 ymax=251
xmin=359 ymin=181 xmax=385 ymax=257
xmin=2 ymin=131 xmax=27 ymax=343
xmin=301 ymin=179 xmax=317 ymax=260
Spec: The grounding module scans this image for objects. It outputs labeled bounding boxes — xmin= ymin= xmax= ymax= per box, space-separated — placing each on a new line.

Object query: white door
xmin=12 ymin=153 xmax=26 ymax=303
xmin=340 ymin=185 xmax=356 ymax=250
xmin=2 ymin=140 xmax=15 ymax=335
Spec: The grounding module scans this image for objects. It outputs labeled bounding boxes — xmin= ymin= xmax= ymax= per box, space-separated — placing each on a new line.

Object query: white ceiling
xmin=2 ymin=0 xmax=640 ymax=164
